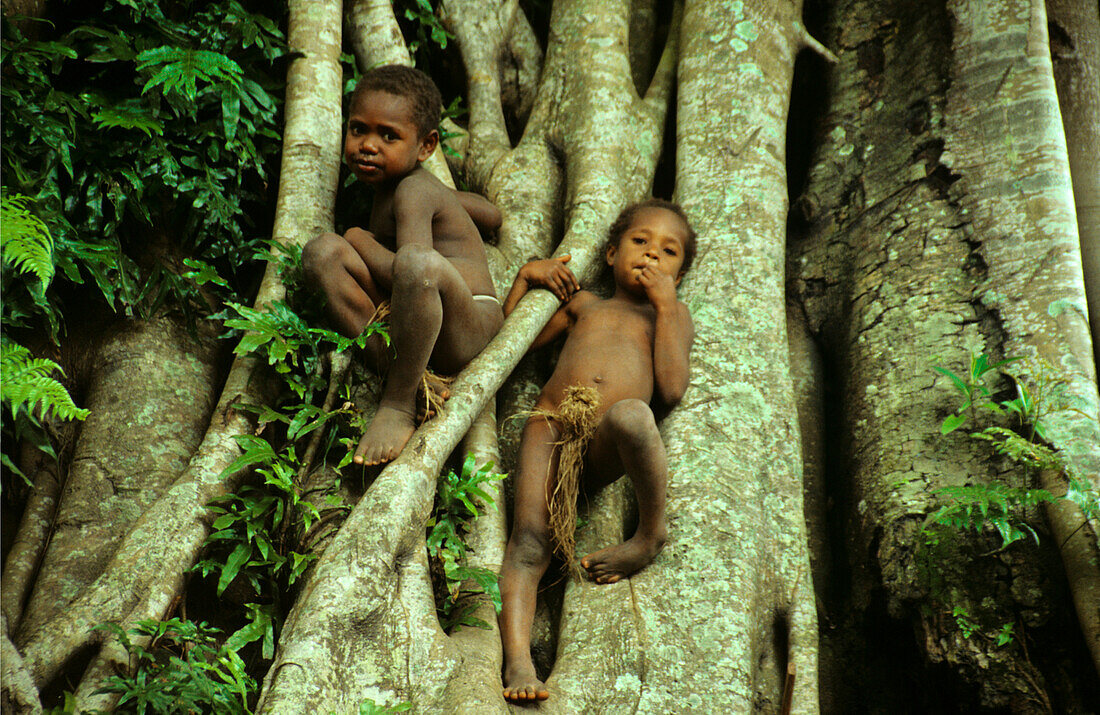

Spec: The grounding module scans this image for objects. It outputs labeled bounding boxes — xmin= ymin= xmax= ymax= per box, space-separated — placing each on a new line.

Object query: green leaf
xmin=940 ymin=413 xmax=967 ymax=435
xmin=216 ymin=542 xmax=252 ymax=596
xmin=219 ymin=434 xmax=278 ymax=479
xmin=1 ymin=342 xmax=89 ymax=423
xmin=933 ymin=365 xmax=968 ymax=396
xmin=182 ymin=257 xmax=230 ymax=288
xmin=90 ymin=104 xmax=164 ymax=136
xmin=1 ymin=195 xmax=54 ymax=285
xmin=137 ymin=47 xmax=243 ymax=102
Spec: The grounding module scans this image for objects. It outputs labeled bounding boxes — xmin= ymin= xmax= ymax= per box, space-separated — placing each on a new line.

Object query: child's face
xmin=606 ymin=207 xmax=688 ymax=292
xmin=345 ymin=90 xmax=438 ymax=185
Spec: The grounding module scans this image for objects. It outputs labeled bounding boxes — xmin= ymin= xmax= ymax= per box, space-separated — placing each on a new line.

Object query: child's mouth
xmin=353 ymin=159 xmax=382 ymax=173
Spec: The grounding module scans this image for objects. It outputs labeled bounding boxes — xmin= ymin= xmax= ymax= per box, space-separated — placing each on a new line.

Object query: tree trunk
xmin=791 ymin=0 xmax=1099 ymax=709
xmin=1047 ymin=0 xmax=1100 ymax=375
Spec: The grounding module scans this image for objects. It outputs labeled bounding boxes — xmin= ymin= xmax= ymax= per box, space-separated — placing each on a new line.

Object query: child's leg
xmin=500 ymin=417 xmax=558 ymax=703
xmin=355 ymin=243 xmax=502 ymax=465
xmin=580 ymin=399 xmax=668 ymax=584
xmin=302 ymin=231 xmax=386 ymax=338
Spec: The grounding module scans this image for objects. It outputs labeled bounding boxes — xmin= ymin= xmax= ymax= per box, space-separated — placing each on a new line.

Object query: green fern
xmin=0 ymin=195 xmax=54 ymax=285
xmin=0 ymin=343 xmax=89 ymax=424
xmin=91 ymin=102 xmax=165 ymax=137
xmin=136 ymin=46 xmax=244 ymax=101
xmin=925 ymin=483 xmax=1054 ymax=549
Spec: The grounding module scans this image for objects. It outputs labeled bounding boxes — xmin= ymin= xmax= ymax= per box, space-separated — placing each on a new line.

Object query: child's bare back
xmin=497 ymin=200 xmax=696 ymax=703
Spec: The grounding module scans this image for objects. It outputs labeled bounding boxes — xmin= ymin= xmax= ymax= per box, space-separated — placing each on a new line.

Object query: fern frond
xmin=91 ymin=102 xmax=165 ymax=137
xmin=137 ymin=47 xmax=244 ymax=101
xmin=1 ymin=343 xmax=89 ymax=423
xmin=0 ymin=195 xmax=54 ymax=285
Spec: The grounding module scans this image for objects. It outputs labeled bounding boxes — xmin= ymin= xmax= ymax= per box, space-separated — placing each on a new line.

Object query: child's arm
xmin=639 ymin=267 xmax=694 ymax=408
xmin=455 ymin=190 xmax=502 ymax=235
xmin=393 ymin=178 xmax=438 ymax=250
xmin=503 ymin=256 xmax=584 ymax=350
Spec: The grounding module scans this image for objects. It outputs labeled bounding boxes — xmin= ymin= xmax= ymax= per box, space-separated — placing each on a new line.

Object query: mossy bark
xmin=791 ymin=0 xmax=1099 ymax=709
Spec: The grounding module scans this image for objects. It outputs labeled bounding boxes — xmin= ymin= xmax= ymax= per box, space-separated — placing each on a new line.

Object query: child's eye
xmin=632 ymin=237 xmax=645 ymax=244
xmin=664 ymin=248 xmax=677 ymax=256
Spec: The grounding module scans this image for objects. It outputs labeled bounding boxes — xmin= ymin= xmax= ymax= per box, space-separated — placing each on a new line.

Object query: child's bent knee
xmin=392 ymin=244 xmax=446 ymax=287
xmin=605 ymin=399 xmax=656 ymax=437
xmin=302 ymin=233 xmax=346 ymax=273
xmin=507 ymin=527 xmax=552 ymax=569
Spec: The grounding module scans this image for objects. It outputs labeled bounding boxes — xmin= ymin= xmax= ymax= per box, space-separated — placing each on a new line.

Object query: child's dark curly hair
xmin=350 ymin=64 xmax=442 ymax=139
xmin=605 ymin=198 xmax=697 ymax=274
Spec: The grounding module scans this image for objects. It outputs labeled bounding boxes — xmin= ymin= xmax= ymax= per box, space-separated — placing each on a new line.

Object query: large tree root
xmin=16 ymin=315 xmax=222 ymax=642
xmin=1 ymin=616 xmax=41 ymax=715
xmin=1 ymin=440 xmax=66 ymax=633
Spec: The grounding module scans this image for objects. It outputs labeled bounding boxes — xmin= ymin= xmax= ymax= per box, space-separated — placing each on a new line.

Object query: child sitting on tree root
xmin=302 ymin=65 xmax=503 ymax=466
xmin=498 ymin=199 xmax=696 ymax=703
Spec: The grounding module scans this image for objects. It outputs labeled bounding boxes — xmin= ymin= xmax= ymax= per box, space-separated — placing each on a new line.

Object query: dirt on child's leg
xmin=579 ymin=399 xmax=668 ymax=584
xmin=500 ymin=418 xmax=558 ymax=703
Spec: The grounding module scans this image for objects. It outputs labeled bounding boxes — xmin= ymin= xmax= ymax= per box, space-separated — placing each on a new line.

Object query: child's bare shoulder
xmin=564 ymin=290 xmax=601 ymax=316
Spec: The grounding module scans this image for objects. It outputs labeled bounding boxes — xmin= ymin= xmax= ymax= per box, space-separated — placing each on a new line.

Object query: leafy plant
xmin=194 ymin=438 xmax=318 ymax=596
xmin=933 ymin=352 xmax=1021 ymax=435
xmin=1 ymin=0 xmax=288 ymax=322
xmin=0 ymin=342 xmax=88 ymax=425
xmin=952 ymin=605 xmax=979 ymax=639
xmin=193 ymin=249 xmax=389 ymax=668
xmin=218 ymin=299 xmax=386 ymax=400
xmin=394 ymin=0 xmax=453 ymax=66
xmin=927 ymin=351 xmax=1100 ymax=646
xmin=924 ymin=483 xmax=1055 ymax=549
xmin=94 ymin=618 xmax=256 ymax=714
xmin=426 ymin=453 xmax=506 ymax=631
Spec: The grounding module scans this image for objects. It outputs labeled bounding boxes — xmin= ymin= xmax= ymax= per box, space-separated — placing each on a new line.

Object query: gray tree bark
xmin=791 ymin=0 xmax=1099 ymax=709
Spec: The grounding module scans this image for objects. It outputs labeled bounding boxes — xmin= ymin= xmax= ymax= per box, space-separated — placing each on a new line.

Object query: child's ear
xmin=418 ymin=130 xmax=439 ymax=162
xmin=606 ymin=244 xmax=617 ymax=265
xmin=674 ymin=270 xmax=685 ymax=286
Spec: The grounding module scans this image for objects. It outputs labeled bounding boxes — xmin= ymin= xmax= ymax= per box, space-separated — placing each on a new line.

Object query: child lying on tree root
xmin=498 ymin=199 xmax=696 ymax=703
xmin=302 ymin=64 xmax=502 ymax=466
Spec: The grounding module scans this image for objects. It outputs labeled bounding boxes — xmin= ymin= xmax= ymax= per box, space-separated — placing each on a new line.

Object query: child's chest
xmin=367 ymin=197 xmax=397 ymax=247
xmin=573 ymin=300 xmax=654 ymax=345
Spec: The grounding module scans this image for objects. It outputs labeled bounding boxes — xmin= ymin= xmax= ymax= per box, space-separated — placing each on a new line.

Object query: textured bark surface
xmin=2 ymin=0 xmax=344 ymax=704
xmin=792 ymin=0 xmax=1099 ymax=709
xmin=649 ymin=1 xmax=818 ymax=712
xmin=15 ymin=317 xmax=221 ymax=640
xmin=1047 ymin=0 xmax=1100 ymax=373
xmin=945 ymin=0 xmax=1100 ymax=675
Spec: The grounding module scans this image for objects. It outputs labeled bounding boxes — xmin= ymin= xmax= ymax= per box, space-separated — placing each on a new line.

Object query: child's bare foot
xmin=354 ymin=404 xmax=417 ymax=465
xmin=502 ymin=663 xmax=549 ymax=703
xmin=580 ymin=532 xmax=666 ymax=584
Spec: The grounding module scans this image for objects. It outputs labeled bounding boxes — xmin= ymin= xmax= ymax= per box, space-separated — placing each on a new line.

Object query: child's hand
xmin=638 ymin=264 xmax=678 ymax=311
xmin=521 ymin=255 xmax=580 ymax=301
